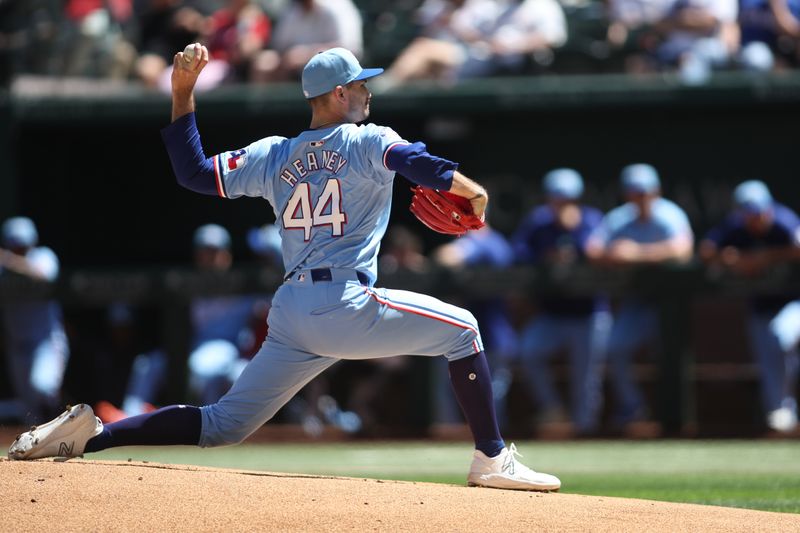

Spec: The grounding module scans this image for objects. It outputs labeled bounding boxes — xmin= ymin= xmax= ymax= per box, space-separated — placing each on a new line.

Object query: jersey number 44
xmin=282 ymin=178 xmax=347 ymax=241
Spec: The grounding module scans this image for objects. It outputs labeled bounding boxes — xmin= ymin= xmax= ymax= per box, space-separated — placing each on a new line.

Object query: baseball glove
xmin=409 ymin=186 xmax=485 ymax=236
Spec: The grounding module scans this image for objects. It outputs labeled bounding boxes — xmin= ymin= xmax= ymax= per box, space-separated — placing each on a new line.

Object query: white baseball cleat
xmin=467 ymin=443 xmax=561 ymax=492
xmin=7 ymin=404 xmax=103 ymax=460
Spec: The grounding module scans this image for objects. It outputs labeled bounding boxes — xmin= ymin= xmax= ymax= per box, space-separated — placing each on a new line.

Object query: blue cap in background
xmin=247 ymin=224 xmax=283 ymax=263
xmin=194 ymin=224 xmax=231 ymax=250
xmin=302 ymin=48 xmax=383 ymax=99
xmin=733 ymin=180 xmax=773 ymax=214
xmin=1 ymin=216 xmax=38 ymax=248
xmin=543 ymin=168 xmax=584 ymax=200
xmin=621 ymin=163 xmax=660 ymax=194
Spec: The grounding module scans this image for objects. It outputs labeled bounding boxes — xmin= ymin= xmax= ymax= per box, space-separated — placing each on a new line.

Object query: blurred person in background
xmin=94 ymin=303 xmax=166 ymax=423
xmin=738 ymin=0 xmax=800 ymax=71
xmin=208 ymin=0 xmax=272 ymax=81
xmin=456 ymin=0 xmax=568 ymax=78
xmin=49 ymin=0 xmax=136 ymax=79
xmin=511 ymin=168 xmax=610 ymax=437
xmin=185 ymin=223 xmax=261 ymax=405
xmin=699 ymin=180 xmax=800 ymax=433
xmin=766 ymin=299 xmax=800 ymax=433
xmin=652 ymin=0 xmax=739 ymax=80
xmin=95 ymin=223 xmax=282 ymax=424
xmin=381 ymin=0 xmax=566 ymax=89
xmin=148 ymin=0 xmax=273 ymax=91
xmin=431 ymin=222 xmax=517 ymax=435
xmin=586 ymin=164 xmax=694 ymax=436
xmin=171 ymin=0 xmax=272 ymax=87
xmin=134 ymin=0 xmax=209 ymax=88
xmin=378 ymin=225 xmax=431 ymax=275
xmin=0 ymin=217 xmax=69 ymax=424
xmin=380 ymin=0 xmax=502 ymax=87
xmin=251 ymin=0 xmax=363 ymax=83
xmin=606 ymin=0 xmax=739 ymax=78
xmin=605 ymin=0 xmax=675 ymax=72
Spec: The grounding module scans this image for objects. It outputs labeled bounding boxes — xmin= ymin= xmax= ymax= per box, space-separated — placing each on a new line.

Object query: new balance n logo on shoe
xmin=502 ymin=454 xmax=515 ymax=476
xmin=58 ymin=441 xmax=74 ymax=456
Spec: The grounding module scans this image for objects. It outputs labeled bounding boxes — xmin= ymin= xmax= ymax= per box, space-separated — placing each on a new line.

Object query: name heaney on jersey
xmin=279 ymin=150 xmax=348 ymax=187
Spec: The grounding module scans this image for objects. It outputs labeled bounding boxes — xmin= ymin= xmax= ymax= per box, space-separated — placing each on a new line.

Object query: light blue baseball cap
xmin=1 ymin=216 xmax=38 ymax=248
xmin=301 ymin=48 xmax=383 ymax=99
xmin=543 ymin=168 xmax=584 ymax=200
xmin=733 ymin=180 xmax=773 ymax=214
xmin=194 ymin=224 xmax=231 ymax=250
xmin=620 ymin=163 xmax=660 ymax=194
xmin=247 ymin=223 xmax=282 ymax=261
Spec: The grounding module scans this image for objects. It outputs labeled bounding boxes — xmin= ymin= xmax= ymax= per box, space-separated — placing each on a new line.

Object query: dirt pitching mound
xmin=1 ymin=458 xmax=797 ymax=532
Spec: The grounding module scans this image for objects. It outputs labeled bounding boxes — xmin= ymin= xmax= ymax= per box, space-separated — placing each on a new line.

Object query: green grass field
xmin=93 ymin=440 xmax=800 ymax=514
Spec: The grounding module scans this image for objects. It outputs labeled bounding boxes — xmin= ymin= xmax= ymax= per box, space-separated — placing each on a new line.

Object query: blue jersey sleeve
xmin=215 ymin=136 xmax=288 ymax=203
xmin=160 ymin=113 xmax=218 ymax=196
xmin=385 ymin=142 xmax=458 ymax=190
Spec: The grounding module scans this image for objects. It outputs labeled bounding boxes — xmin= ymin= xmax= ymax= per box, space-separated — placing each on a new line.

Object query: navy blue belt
xmin=286 ymin=268 xmax=369 ymax=286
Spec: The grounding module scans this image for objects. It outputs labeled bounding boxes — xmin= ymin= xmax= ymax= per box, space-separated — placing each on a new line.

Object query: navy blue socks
xmin=85 ymin=405 xmax=202 ymax=453
xmin=448 ymin=352 xmax=505 ymax=458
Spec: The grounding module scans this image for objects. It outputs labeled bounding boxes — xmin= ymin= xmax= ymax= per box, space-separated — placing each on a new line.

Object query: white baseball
xmin=183 ymin=43 xmax=198 ymax=63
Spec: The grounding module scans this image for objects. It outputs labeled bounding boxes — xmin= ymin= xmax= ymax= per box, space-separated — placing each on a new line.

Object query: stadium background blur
xmin=1 ymin=0 xmax=799 ymax=439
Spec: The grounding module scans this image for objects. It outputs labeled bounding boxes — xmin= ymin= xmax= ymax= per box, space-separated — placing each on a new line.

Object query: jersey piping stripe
xmin=364 ymin=288 xmax=483 ymax=353
xmin=213 ymin=155 xmax=227 ymax=198
xmin=382 ymin=141 xmax=409 ymax=170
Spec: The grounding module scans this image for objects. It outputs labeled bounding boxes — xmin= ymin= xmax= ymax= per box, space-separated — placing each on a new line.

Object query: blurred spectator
xmin=767 ymin=300 xmax=799 ymax=432
xmin=381 ymin=0 xmax=567 ymax=88
xmin=378 ymin=225 xmax=431 ymax=275
xmin=511 ymin=168 xmax=610 ymax=437
xmin=605 ymin=0 xmax=675 ymax=72
xmin=739 ymin=0 xmax=800 ymax=71
xmin=241 ymin=222 xmax=283 ymax=358
xmin=95 ymin=223 xmax=281 ymax=424
xmin=431 ymin=224 xmax=517 ymax=435
xmin=607 ymin=0 xmax=739 ymax=78
xmin=699 ymin=180 xmax=800 ymax=433
xmin=134 ymin=0 xmax=209 ymax=88
xmin=205 ymin=0 xmax=272 ymax=83
xmin=94 ymin=303 xmax=166 ymax=423
xmin=586 ymin=164 xmax=693 ymax=435
xmin=458 ymin=0 xmax=568 ymax=77
xmin=381 ymin=0 xmax=502 ymax=87
xmin=251 ymin=0 xmax=363 ymax=83
xmin=653 ymin=0 xmax=740 ymax=80
xmin=185 ymin=223 xmax=260 ymax=404
xmin=0 ymin=217 xmax=69 ymax=424
xmin=49 ymin=0 xmax=136 ymax=78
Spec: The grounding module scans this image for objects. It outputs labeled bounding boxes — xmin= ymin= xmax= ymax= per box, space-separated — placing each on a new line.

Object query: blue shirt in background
xmin=591 ymin=197 xmax=693 ymax=245
xmin=704 ymin=202 xmax=800 ymax=312
xmin=1 ymin=247 xmax=64 ymax=344
xmin=512 ymin=205 xmax=604 ymax=315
